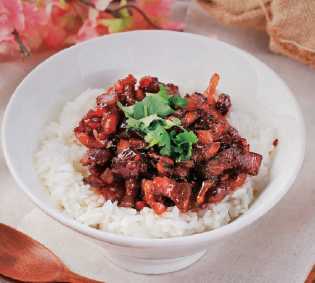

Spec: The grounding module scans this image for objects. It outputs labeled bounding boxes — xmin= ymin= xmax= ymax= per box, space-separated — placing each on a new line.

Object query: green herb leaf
xmin=98 ymin=18 xmax=132 ymax=33
xmin=117 ymin=102 xmax=133 ymax=117
xmin=169 ymin=95 xmax=187 ymax=108
xmin=98 ymin=0 xmax=132 ymax=33
xmin=164 ymin=117 xmax=181 ymax=129
xmin=175 ymin=131 xmax=198 ymax=145
xmin=144 ymin=123 xmax=171 ymax=155
xmin=127 ymin=114 xmax=162 ymax=130
xmin=118 ymin=89 xmax=175 ymax=119
xmin=170 ymin=130 xmax=198 ymax=161
xmin=117 ymin=83 xmax=197 ymax=160
xmin=118 ymin=0 xmax=130 ymax=18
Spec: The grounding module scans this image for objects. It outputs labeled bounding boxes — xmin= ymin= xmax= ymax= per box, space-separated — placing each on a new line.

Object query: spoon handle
xmin=61 ymin=270 xmax=104 ymax=283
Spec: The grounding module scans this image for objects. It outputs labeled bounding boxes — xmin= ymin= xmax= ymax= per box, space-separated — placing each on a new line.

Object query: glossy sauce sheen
xmin=74 ymin=74 xmax=263 ymax=215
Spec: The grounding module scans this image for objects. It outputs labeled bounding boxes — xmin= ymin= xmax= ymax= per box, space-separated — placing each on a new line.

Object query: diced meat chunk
xmin=208 ymin=174 xmax=247 ymax=203
xmin=120 ymin=179 xmax=138 ymax=208
xmin=185 ymin=93 xmax=206 ymax=111
xmin=202 ymin=148 xmax=238 ymax=178
xmin=156 ymin=156 xmax=174 ymax=176
xmin=98 ymin=185 xmax=124 ymax=202
xmin=114 ymin=74 xmax=137 ymax=105
xmin=209 ymin=120 xmax=229 ymax=141
xmin=165 ymin=83 xmax=179 ymax=95
xmin=229 ymin=173 xmax=247 ymax=190
xmin=182 ymin=111 xmax=200 ymax=127
xmin=135 ymin=200 xmax=146 ymax=210
xmin=116 ymin=138 xmax=146 ymax=154
xmin=202 ymin=148 xmax=263 ymax=178
xmin=135 ymin=89 xmax=145 ymax=101
xmin=174 ymin=182 xmax=192 ymax=212
xmin=204 ymin=73 xmax=220 ymax=105
xmin=142 ymin=179 xmax=167 ymax=214
xmin=142 ymin=177 xmax=192 ymax=214
xmin=197 ymin=179 xmax=215 ymax=205
xmin=196 ymin=130 xmax=214 ymax=144
xmin=112 ymin=149 xmax=147 ymax=179
xmin=101 ymin=108 xmax=119 ymax=136
xmin=100 ymin=168 xmax=114 ymax=184
xmin=215 ymin=93 xmax=231 ymax=115
xmin=172 ymin=109 xmax=185 ymax=119
xmin=129 ymin=139 xmax=146 ymax=150
xmin=174 ymin=160 xmax=194 ymax=179
xmin=139 ymin=76 xmax=160 ymax=93
xmin=208 ymin=185 xmax=227 ymax=203
xmin=116 ymin=139 xmax=130 ymax=153
xmin=83 ymin=175 xmax=105 ymax=188
xmin=74 ymin=131 xmax=105 ymax=149
xmin=193 ymin=143 xmax=220 ymax=162
xmin=96 ymin=90 xmax=117 ymax=107
xmin=238 ymin=152 xmax=262 ymax=176
xmin=80 ymin=149 xmax=111 ymax=166
xmin=87 ymin=164 xmax=104 ymax=176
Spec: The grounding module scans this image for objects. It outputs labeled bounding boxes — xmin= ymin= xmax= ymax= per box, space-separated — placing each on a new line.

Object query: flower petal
xmin=0 ymin=0 xmax=25 ymax=36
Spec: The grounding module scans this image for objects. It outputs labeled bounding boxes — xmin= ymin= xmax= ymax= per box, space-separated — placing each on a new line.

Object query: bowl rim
xmin=2 ymin=30 xmax=306 ymax=247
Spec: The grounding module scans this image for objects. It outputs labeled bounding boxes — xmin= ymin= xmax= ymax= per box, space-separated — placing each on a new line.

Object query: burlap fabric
xmin=198 ymin=0 xmax=315 ymax=67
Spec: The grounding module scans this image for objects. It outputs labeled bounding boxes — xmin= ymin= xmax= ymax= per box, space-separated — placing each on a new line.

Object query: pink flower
xmin=22 ymin=2 xmax=48 ymax=50
xmin=0 ymin=35 xmax=19 ymax=59
xmin=0 ymin=0 xmax=25 ymax=59
xmin=76 ymin=19 xmax=99 ymax=42
xmin=131 ymin=0 xmax=183 ymax=31
xmin=0 ymin=0 xmax=24 ymax=37
xmin=91 ymin=0 xmax=111 ymax=11
xmin=43 ymin=23 xmax=67 ymax=49
xmin=0 ymin=0 xmax=182 ymax=60
xmin=43 ymin=2 xmax=81 ymax=49
xmin=160 ymin=21 xmax=184 ymax=31
xmin=76 ymin=9 xmax=111 ymax=43
xmin=136 ymin=0 xmax=173 ymax=19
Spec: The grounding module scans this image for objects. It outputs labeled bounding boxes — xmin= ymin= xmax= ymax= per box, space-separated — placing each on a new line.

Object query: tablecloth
xmin=1 ymin=1 xmax=315 ymax=282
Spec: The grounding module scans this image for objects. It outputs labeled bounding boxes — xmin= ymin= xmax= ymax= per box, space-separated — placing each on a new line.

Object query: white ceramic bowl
xmin=2 ymin=31 xmax=305 ymax=275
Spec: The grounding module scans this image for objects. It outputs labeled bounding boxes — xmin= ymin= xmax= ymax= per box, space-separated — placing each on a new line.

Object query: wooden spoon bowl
xmin=0 ymin=223 xmax=103 ymax=282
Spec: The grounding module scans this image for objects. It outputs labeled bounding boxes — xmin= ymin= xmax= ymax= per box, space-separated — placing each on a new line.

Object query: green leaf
xmin=119 ymin=0 xmax=130 ymax=18
xmin=146 ymin=94 xmax=174 ymax=117
xmin=58 ymin=0 xmax=67 ymax=7
xmin=133 ymin=101 xmax=146 ymax=119
xmin=169 ymin=95 xmax=187 ymax=108
xmin=175 ymin=131 xmax=198 ymax=145
xmin=164 ymin=117 xmax=181 ymax=129
xmin=117 ymin=102 xmax=134 ymax=117
xmin=160 ymin=144 xmax=171 ymax=156
xmin=99 ymin=17 xmax=131 ymax=33
xmin=144 ymin=123 xmax=171 ymax=155
xmin=125 ymin=117 xmax=141 ymax=129
xmin=118 ymin=88 xmax=175 ymax=120
xmin=117 ymin=81 xmax=197 ymax=160
xmin=141 ymin=114 xmax=162 ymax=127
xmin=155 ymin=84 xmax=169 ymax=100
xmin=171 ymin=130 xmax=198 ymax=161
xmin=127 ymin=114 xmax=162 ymax=130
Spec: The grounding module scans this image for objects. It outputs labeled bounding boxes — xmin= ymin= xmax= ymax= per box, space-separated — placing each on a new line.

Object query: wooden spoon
xmin=305 ymin=264 xmax=315 ymax=283
xmin=0 ymin=223 xmax=104 ymax=282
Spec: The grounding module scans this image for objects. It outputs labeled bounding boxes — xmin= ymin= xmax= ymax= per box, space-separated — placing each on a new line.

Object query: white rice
xmin=34 ymin=89 xmax=277 ymax=238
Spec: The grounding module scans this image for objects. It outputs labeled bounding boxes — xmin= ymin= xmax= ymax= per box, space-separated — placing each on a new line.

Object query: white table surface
xmin=1 ymin=1 xmax=314 ymax=282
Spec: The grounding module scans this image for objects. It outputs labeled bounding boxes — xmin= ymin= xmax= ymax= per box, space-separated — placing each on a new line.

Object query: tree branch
xmin=12 ymin=30 xmax=30 ymax=57
xmin=78 ymin=0 xmax=161 ymax=29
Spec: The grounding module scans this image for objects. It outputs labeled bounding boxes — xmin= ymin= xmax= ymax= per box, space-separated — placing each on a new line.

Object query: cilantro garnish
xmin=170 ymin=130 xmax=198 ymax=161
xmin=117 ymin=84 xmax=197 ymax=161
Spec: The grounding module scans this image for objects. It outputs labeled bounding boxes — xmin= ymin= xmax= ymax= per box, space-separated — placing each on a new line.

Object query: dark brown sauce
xmin=74 ymin=74 xmax=263 ymax=215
